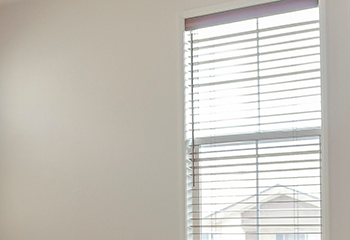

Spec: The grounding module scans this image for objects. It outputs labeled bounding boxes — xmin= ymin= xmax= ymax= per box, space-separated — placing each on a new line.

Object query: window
xmin=184 ymin=1 xmax=323 ymax=240
xmin=276 ymin=233 xmax=320 ymax=240
xmin=277 ymin=233 xmax=307 ymax=240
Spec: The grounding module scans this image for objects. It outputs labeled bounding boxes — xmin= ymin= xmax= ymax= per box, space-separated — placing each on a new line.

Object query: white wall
xmin=325 ymin=0 xmax=350 ymax=240
xmin=0 ymin=0 xmax=348 ymax=240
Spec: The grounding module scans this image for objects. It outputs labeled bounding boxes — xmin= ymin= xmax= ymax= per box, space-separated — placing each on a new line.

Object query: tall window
xmin=184 ymin=1 xmax=322 ymax=240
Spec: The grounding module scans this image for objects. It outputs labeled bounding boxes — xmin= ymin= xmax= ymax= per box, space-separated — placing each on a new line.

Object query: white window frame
xmin=178 ymin=1 xmax=329 ymax=240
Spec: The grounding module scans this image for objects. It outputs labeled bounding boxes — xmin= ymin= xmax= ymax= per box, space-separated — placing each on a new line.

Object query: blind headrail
xmin=185 ymin=0 xmax=318 ymax=31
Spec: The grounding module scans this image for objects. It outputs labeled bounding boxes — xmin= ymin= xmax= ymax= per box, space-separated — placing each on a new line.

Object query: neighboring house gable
xmin=204 ymin=185 xmax=320 ymax=240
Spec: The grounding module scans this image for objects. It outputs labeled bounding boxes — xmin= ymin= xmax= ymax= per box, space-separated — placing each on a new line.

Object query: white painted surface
xmin=0 ymin=0 xmax=348 ymax=240
xmin=325 ymin=1 xmax=350 ymax=240
xmin=0 ymin=0 xmax=27 ymax=6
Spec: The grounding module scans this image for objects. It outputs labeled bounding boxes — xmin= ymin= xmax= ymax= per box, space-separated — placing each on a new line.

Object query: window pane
xmin=185 ymin=4 xmax=322 ymax=240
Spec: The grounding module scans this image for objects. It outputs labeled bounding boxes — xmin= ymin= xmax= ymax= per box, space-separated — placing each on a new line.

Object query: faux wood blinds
xmin=184 ymin=1 xmax=322 ymax=240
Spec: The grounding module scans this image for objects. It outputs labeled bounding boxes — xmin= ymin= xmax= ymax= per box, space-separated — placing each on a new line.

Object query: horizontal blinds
xmin=186 ymin=136 xmax=322 ymax=239
xmin=184 ymin=5 xmax=322 ymax=240
xmin=185 ymin=0 xmax=318 ymax=31
xmin=184 ymin=7 xmax=321 ymax=140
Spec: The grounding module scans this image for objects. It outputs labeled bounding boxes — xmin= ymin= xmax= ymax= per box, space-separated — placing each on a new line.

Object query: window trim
xmin=178 ymin=1 xmax=329 ymax=240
